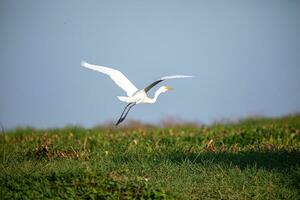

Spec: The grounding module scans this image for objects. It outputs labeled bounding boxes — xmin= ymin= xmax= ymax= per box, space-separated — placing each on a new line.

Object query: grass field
xmin=1 ymin=115 xmax=300 ymax=199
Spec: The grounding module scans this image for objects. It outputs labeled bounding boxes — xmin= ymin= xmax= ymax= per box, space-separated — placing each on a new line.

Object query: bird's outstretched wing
xmin=144 ymin=75 xmax=193 ymax=93
xmin=81 ymin=61 xmax=138 ymax=97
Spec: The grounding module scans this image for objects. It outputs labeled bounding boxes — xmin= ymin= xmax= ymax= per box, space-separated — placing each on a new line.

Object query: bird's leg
xmin=116 ymin=103 xmax=136 ymax=126
xmin=115 ymin=103 xmax=133 ymax=126
xmin=115 ymin=103 xmax=136 ymax=126
xmin=120 ymin=103 xmax=132 ymax=118
xmin=121 ymin=103 xmax=136 ymax=121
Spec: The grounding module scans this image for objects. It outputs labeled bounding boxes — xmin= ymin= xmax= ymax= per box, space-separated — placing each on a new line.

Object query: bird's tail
xmin=117 ymin=96 xmax=129 ymax=103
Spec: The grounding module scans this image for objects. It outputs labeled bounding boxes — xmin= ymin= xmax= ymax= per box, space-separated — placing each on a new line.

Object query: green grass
xmin=1 ymin=115 xmax=300 ymax=199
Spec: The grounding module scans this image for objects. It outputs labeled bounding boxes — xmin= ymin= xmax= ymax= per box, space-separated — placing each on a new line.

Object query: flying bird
xmin=81 ymin=61 xmax=193 ymax=126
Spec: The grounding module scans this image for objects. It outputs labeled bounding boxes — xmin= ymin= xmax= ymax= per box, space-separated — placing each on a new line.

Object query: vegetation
xmin=1 ymin=115 xmax=300 ymax=199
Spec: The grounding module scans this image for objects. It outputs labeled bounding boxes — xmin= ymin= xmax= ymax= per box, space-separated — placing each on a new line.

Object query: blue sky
xmin=1 ymin=0 xmax=300 ymax=128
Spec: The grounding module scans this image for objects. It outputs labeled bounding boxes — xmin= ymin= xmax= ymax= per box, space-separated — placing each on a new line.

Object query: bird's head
xmin=160 ymin=86 xmax=173 ymax=93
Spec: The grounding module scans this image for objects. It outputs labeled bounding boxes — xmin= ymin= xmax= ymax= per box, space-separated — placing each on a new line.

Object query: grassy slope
xmin=1 ymin=115 xmax=300 ymax=199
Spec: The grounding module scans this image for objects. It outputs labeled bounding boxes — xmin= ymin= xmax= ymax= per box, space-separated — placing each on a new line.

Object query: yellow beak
xmin=165 ymin=86 xmax=173 ymax=91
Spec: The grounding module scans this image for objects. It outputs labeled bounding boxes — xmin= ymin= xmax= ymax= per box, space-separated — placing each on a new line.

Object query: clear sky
xmin=1 ymin=0 xmax=300 ymax=128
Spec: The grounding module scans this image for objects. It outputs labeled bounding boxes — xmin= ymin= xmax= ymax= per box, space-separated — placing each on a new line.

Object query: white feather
xmin=160 ymin=75 xmax=194 ymax=80
xmin=81 ymin=61 xmax=138 ymax=97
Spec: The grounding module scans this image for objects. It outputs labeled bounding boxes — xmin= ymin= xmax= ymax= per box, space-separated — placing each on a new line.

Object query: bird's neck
xmin=147 ymin=89 xmax=164 ymax=104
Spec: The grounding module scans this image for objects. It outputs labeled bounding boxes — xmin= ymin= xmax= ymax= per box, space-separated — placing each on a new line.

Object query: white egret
xmin=81 ymin=61 xmax=193 ymax=125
